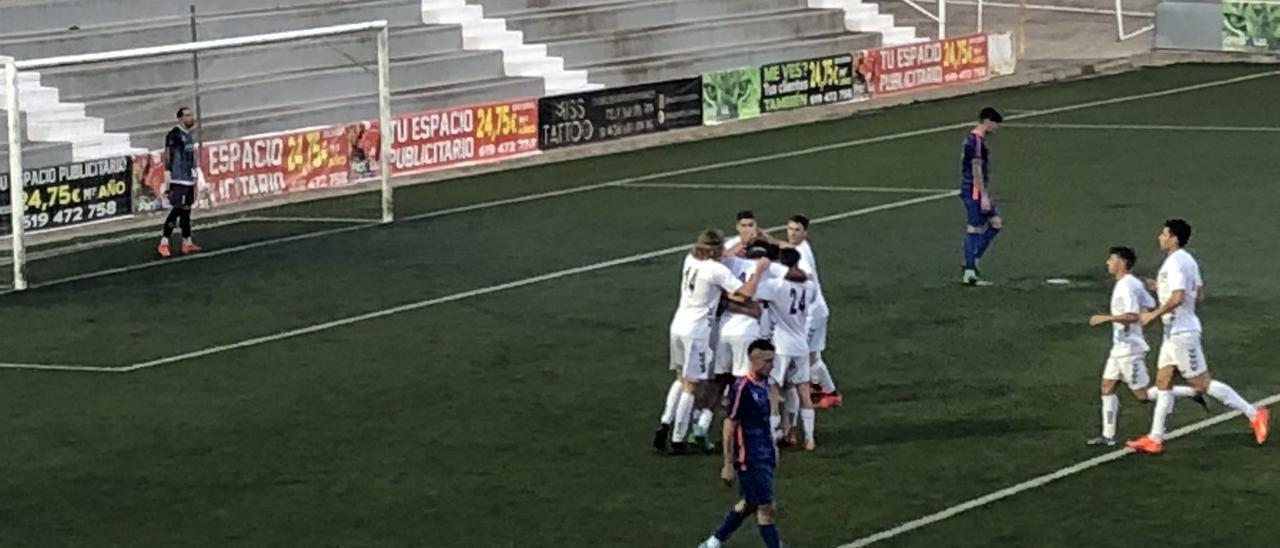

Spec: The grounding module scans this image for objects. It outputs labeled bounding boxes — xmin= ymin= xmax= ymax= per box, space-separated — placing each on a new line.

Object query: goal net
xmin=1 ymin=20 xmax=392 ymax=291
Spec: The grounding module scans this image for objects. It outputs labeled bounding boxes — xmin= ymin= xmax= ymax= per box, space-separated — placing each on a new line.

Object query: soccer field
xmin=2 ymin=63 xmax=1279 ymax=547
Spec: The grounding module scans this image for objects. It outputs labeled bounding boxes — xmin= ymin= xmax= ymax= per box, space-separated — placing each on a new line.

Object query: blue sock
xmin=714 ymin=508 xmax=748 ymax=542
xmin=975 ymin=226 xmax=1000 ymax=259
xmin=759 ymin=523 xmax=782 ymax=548
xmin=963 ymin=232 xmax=981 ymax=269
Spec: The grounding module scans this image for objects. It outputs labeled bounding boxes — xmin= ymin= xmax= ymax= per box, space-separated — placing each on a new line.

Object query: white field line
xmin=1007 ymin=123 xmax=1280 ymax=133
xmin=2 ymin=68 xmax=1275 ymax=297
xmin=948 ymin=0 xmax=1154 ymax=17
xmin=838 ymin=392 xmax=1280 ymax=548
xmin=1 ymin=216 xmax=254 ymax=265
xmin=247 ymin=216 xmax=381 ymax=224
xmin=621 ymin=183 xmax=953 ymax=194
xmin=80 ymin=190 xmax=950 ymax=373
xmin=0 ymin=362 xmax=122 ymax=373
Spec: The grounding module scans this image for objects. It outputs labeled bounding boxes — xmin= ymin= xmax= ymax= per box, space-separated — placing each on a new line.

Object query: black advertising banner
xmin=538 ymin=78 xmax=702 ymax=150
xmin=760 ymin=54 xmax=857 ymax=113
xmin=0 ymin=156 xmax=133 ymax=234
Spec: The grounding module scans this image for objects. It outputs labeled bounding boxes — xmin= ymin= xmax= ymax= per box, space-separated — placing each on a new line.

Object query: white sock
xmin=703 ymin=536 xmax=722 ymax=548
xmin=659 ymin=380 xmax=682 ymax=424
xmin=800 ymin=408 xmax=815 ymax=442
xmin=1150 ymin=390 xmax=1173 ymax=440
xmin=1101 ymin=394 xmax=1119 ymax=439
xmin=696 ymin=408 xmax=714 ymax=434
xmin=784 ymin=387 xmax=799 ymax=427
xmin=1208 ymin=380 xmax=1257 ymax=419
xmin=673 ymin=391 xmax=695 ymax=442
xmin=770 ymin=414 xmax=782 ymax=441
xmin=811 ymin=361 xmax=837 ymax=393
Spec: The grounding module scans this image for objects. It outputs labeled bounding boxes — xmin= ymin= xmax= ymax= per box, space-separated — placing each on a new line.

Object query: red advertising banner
xmin=131 ymin=98 xmax=539 ymax=213
xmin=856 ymin=33 xmax=989 ymax=97
xmin=370 ymin=97 xmax=540 ymax=177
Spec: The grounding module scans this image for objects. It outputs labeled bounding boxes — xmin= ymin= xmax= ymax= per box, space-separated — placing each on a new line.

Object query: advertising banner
xmin=1222 ymin=1 xmax=1280 ymax=52
xmin=1 ymin=156 xmax=133 ymax=234
xmin=374 ymin=97 xmax=541 ymax=175
xmin=760 ymin=54 xmax=858 ymax=113
xmin=702 ymin=67 xmax=761 ymax=124
xmin=538 ymin=78 xmax=702 ymax=150
xmin=132 ymin=98 xmax=540 ymax=213
xmin=858 ymin=33 xmax=990 ymax=96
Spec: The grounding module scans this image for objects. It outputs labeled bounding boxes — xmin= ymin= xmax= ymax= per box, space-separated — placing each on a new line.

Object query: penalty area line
xmin=836 ymin=392 xmax=1280 ymax=548
xmin=1006 ymin=123 xmax=1280 ymax=133
xmin=622 ymin=183 xmax=953 ymax=194
xmin=0 ymin=362 xmax=125 ymax=373
xmin=111 ymin=190 xmax=956 ymax=374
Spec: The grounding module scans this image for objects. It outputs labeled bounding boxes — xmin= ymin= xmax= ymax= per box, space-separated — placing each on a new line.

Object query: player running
xmin=1087 ymin=246 xmax=1204 ymax=447
xmin=960 ymin=107 xmax=1003 ymax=286
xmin=655 ymin=229 xmax=766 ymax=454
xmin=1127 ymin=220 xmax=1270 ymax=454
xmin=786 ymin=215 xmax=842 ymax=408
xmin=698 ymin=339 xmax=784 ymax=548
xmin=752 ymin=248 xmax=819 ymax=451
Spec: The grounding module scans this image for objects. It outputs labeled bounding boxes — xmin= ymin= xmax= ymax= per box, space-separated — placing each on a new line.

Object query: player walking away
xmin=698 ymin=339 xmax=784 ymax=548
xmin=961 ymin=107 xmax=1003 ymax=286
xmin=753 ymin=248 xmax=819 ymax=451
xmin=655 ymin=229 xmax=766 ymax=454
xmin=786 ymin=215 xmax=842 ymax=408
xmin=158 ymin=107 xmax=201 ymax=257
xmin=1127 ymin=220 xmax=1269 ymax=454
xmin=1087 ymin=246 xmax=1205 ymax=447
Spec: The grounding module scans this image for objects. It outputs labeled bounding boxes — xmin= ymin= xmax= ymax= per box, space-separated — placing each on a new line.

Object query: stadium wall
xmin=5 ymin=43 xmax=1278 ymax=248
xmin=1157 ymin=1 xmax=1280 ymax=54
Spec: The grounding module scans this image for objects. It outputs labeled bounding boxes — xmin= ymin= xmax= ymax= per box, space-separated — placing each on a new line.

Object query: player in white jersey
xmin=786 ymin=215 xmax=842 ymax=408
xmin=688 ymin=212 xmax=768 ymax=453
xmin=655 ymin=229 xmax=767 ymax=454
xmin=1087 ymin=246 xmax=1205 ymax=447
xmin=752 ymin=248 xmax=820 ymax=451
xmin=1127 ymin=219 xmax=1269 ymax=454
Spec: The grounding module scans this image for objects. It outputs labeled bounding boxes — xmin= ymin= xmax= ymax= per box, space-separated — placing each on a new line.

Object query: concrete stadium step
xmin=116 ymin=76 xmax=544 ymax=144
xmin=497 ymin=0 xmax=822 ymax=41
xmin=36 ymin=26 xmax=467 ymax=107
xmin=83 ymin=49 xmax=509 ymax=132
xmin=543 ymin=7 xmax=849 ymax=64
xmin=0 ymin=141 xmax=77 ymax=171
xmin=582 ymin=32 xmax=880 ymax=87
xmin=0 ymin=0 xmax=427 ymax=60
xmin=0 ymin=0 xmax=354 ymax=33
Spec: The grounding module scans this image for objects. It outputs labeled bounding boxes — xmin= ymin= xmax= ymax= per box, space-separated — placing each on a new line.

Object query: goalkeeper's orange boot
xmin=1126 ymin=435 xmax=1163 ymax=454
xmin=157 ymin=240 xmax=171 ymax=258
xmin=1251 ymin=406 xmax=1269 ymax=445
xmin=181 ymin=240 xmax=202 ymax=255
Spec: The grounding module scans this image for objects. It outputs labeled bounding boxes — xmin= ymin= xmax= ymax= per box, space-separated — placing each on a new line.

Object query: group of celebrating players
xmin=654 ymin=107 xmax=1269 ymax=548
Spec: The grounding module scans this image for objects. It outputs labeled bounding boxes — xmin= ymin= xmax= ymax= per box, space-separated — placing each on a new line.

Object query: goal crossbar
xmin=3 ymin=20 xmax=394 ymax=291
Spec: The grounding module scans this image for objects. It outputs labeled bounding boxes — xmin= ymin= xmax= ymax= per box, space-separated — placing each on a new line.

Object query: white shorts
xmin=770 ymin=354 xmax=811 ymax=387
xmin=716 ymin=332 xmax=752 ymax=377
xmin=1102 ymin=352 xmax=1150 ymax=390
xmin=1157 ymin=332 xmax=1208 ymax=379
xmin=806 ymin=314 xmax=828 ymax=353
xmin=670 ymin=333 xmax=712 ymax=381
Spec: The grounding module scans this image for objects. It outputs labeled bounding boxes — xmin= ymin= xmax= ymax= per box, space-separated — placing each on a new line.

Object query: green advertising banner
xmin=702 ymin=67 xmax=761 ymax=125
xmin=1223 ymin=1 xmax=1280 ymax=52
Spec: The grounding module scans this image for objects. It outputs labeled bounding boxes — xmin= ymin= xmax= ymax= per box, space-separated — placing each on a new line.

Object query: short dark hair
xmin=744 ymin=239 xmax=770 ymax=259
xmin=736 ymin=210 xmax=755 ymax=221
xmin=1164 ymin=219 xmax=1192 ymax=247
xmin=979 ymin=106 xmax=1003 ymax=123
xmin=747 ymin=339 xmax=775 ymax=354
xmin=1109 ymin=246 xmax=1137 ymax=270
xmin=176 ymin=107 xmax=191 ymax=119
xmin=779 ymin=247 xmax=801 ymax=268
xmin=788 ymin=215 xmax=809 ymax=230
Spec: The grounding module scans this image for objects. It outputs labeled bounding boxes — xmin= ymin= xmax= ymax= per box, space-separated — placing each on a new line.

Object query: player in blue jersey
xmin=698 ymin=339 xmax=783 ymax=548
xmin=961 ymin=107 xmax=1004 ymax=286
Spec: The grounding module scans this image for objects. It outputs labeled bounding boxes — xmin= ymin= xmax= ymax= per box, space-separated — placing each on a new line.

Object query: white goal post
xmin=2 ymin=20 xmax=393 ymax=291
